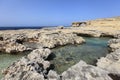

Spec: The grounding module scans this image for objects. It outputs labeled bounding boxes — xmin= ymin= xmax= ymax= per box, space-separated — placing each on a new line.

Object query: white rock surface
xmin=61 ymin=61 xmax=112 ymax=80
xmin=97 ymin=49 xmax=120 ymax=75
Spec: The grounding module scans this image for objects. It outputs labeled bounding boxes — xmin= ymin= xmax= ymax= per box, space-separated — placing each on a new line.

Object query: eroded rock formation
xmin=1 ymin=19 xmax=120 ymax=79
xmin=61 ymin=61 xmax=112 ymax=80
xmin=97 ymin=34 xmax=120 ymax=79
xmin=0 ymin=32 xmax=85 ymax=53
xmin=2 ymin=48 xmax=51 ymax=80
xmin=2 ymin=48 xmax=113 ymax=80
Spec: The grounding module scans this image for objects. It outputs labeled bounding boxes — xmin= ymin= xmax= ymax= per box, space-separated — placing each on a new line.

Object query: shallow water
xmin=51 ymin=37 xmax=110 ymax=74
xmin=0 ymin=37 xmax=110 ymax=78
xmin=0 ymin=52 xmax=29 ymax=79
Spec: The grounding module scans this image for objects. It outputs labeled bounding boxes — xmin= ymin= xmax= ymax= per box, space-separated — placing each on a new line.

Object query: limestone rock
xmin=61 ymin=61 xmax=112 ymax=80
xmin=73 ymin=30 xmax=102 ymax=37
xmin=0 ymin=31 xmax=85 ymax=53
xmin=2 ymin=48 xmax=114 ymax=80
xmin=5 ymin=43 xmax=27 ymax=53
xmin=28 ymin=48 xmax=51 ymax=60
xmin=108 ymin=39 xmax=120 ymax=52
xmin=37 ymin=32 xmax=85 ymax=48
xmin=97 ymin=49 xmax=120 ymax=75
xmin=2 ymin=48 xmax=51 ymax=80
xmin=47 ymin=70 xmax=59 ymax=80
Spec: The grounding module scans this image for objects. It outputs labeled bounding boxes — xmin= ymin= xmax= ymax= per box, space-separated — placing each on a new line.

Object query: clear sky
xmin=0 ymin=0 xmax=120 ymax=26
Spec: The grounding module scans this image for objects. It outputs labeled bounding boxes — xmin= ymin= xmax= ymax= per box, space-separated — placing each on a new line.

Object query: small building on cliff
xmin=72 ymin=22 xmax=87 ymax=27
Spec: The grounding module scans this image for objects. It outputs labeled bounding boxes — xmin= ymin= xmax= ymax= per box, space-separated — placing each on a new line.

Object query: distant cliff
xmin=72 ymin=16 xmax=120 ymax=27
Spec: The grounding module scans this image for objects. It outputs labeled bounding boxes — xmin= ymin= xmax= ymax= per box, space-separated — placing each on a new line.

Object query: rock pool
xmin=0 ymin=37 xmax=110 ymax=79
xmin=51 ymin=37 xmax=110 ymax=74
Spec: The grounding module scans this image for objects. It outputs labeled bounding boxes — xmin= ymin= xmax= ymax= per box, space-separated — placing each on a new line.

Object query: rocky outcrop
xmin=97 ymin=49 xmax=120 ymax=76
xmin=108 ymin=38 xmax=120 ymax=52
xmin=2 ymin=48 xmax=51 ymax=80
xmin=74 ymin=30 xmax=102 ymax=37
xmin=1 ymin=16 xmax=120 ymax=80
xmin=72 ymin=22 xmax=87 ymax=27
xmin=0 ymin=33 xmax=30 ymax=53
xmin=2 ymin=47 xmax=113 ymax=80
xmin=0 ymin=32 xmax=85 ymax=53
xmin=37 ymin=32 xmax=85 ymax=48
xmin=1 ymin=25 xmax=120 ymax=53
xmin=97 ymin=34 xmax=120 ymax=78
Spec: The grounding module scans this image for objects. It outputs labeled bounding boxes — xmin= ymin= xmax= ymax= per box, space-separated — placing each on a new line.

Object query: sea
xmin=0 ymin=26 xmax=69 ymax=30
xmin=0 ymin=26 xmax=45 ymax=30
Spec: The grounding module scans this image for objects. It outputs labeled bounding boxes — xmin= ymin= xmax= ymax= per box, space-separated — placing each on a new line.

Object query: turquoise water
xmin=51 ymin=37 xmax=110 ymax=74
xmin=0 ymin=52 xmax=29 ymax=79
xmin=0 ymin=37 xmax=110 ymax=78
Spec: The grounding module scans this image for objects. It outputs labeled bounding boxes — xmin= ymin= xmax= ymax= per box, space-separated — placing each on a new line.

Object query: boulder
xmin=61 ymin=61 xmax=112 ymax=80
xmin=27 ymin=48 xmax=51 ymax=60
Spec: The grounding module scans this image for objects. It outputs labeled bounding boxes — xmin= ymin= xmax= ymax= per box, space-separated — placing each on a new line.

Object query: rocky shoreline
xmin=0 ymin=26 xmax=119 ymax=53
xmin=0 ymin=30 xmax=85 ymax=53
xmin=1 ymin=27 xmax=120 ymax=80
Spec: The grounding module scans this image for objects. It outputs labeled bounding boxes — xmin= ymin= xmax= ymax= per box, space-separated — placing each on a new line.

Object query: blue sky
xmin=0 ymin=0 xmax=120 ymax=26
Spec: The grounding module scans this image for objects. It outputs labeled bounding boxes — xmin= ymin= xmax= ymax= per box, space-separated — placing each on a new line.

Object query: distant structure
xmin=72 ymin=22 xmax=87 ymax=27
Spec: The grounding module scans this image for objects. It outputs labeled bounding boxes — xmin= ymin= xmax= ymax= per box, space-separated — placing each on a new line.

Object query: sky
xmin=0 ymin=0 xmax=120 ymax=26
